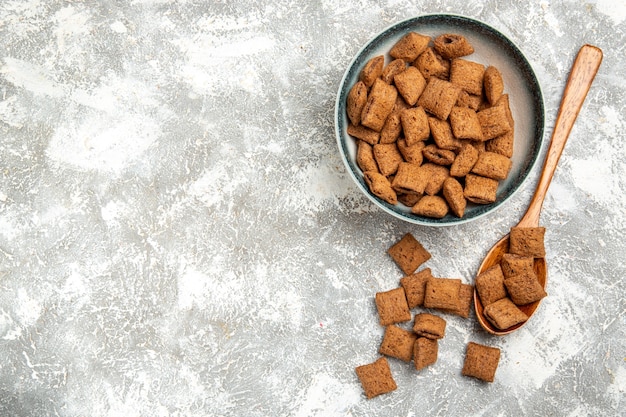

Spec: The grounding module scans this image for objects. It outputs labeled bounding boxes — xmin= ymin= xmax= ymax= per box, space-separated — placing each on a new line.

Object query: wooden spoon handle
xmin=518 ymin=44 xmax=603 ymax=227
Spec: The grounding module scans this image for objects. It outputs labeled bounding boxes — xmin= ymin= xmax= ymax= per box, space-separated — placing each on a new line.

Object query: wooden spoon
xmin=474 ymin=44 xmax=603 ymax=335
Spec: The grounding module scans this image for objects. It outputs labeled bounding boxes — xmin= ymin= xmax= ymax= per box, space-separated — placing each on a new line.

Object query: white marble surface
xmin=0 ymin=1 xmax=624 ymax=416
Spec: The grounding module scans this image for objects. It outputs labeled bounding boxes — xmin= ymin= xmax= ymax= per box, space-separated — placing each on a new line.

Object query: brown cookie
xmin=504 ymin=271 xmax=547 ymax=305
xmin=417 ymin=77 xmax=461 ymax=121
xmin=391 ymin=162 xmax=429 ymax=196
xmin=509 ymin=226 xmax=546 ymax=258
xmin=449 ymin=106 xmax=483 ymax=140
xmin=442 ymin=177 xmax=467 ymax=218
xmin=464 ymin=174 xmax=498 ymax=204
xmin=471 ymin=151 xmax=512 ymax=180
xmin=399 ymin=268 xmax=432 ymax=308
xmin=401 ymin=106 xmax=430 ymax=146
xmin=483 ymin=297 xmax=528 ymax=329
xmin=461 ymin=342 xmax=500 ymax=382
xmin=375 ymin=287 xmax=412 ymax=326
xmin=373 ymin=143 xmax=403 ymax=177
xmin=450 ymin=59 xmax=485 ymax=96
xmin=359 ymin=55 xmax=384 ymax=88
xmin=389 ymin=32 xmax=431 ymax=62
xmin=449 ymin=142 xmax=479 ymax=177
xmin=361 ymin=79 xmax=398 ymax=132
xmin=387 ymin=233 xmax=431 ymax=275
xmin=423 ymin=277 xmax=462 ymax=311
xmin=379 ymin=325 xmax=418 ymax=362
xmin=363 ymin=171 xmax=397 ymax=205
xmin=411 ymin=195 xmax=449 ymax=219
xmin=355 ymin=357 xmax=397 ymax=399
xmin=412 ymin=313 xmax=446 ymax=339
xmin=484 ymin=65 xmax=504 ymax=105
xmin=413 ymin=337 xmax=438 ymax=370
xmin=475 ymin=264 xmax=507 ymax=307
xmin=394 ymin=66 xmax=427 ymax=106
xmin=500 ymin=253 xmax=535 ymax=278
xmin=433 ymin=33 xmax=474 ymax=59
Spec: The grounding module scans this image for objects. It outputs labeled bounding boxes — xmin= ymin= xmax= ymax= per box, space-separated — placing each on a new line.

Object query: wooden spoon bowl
xmin=474 ymin=235 xmax=547 ymax=335
xmin=474 ymin=44 xmax=603 ymax=335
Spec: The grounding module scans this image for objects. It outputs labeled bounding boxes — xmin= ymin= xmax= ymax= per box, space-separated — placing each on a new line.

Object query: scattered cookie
xmin=375 ymin=287 xmax=412 ymax=326
xmin=400 ymin=268 xmax=432 ymax=308
xmin=355 ymin=357 xmax=398 ymax=399
xmin=345 ymin=28 xmax=548 ymax=390
xmin=461 ymin=342 xmax=500 ymax=382
xmin=414 ymin=337 xmax=438 ymax=370
xmin=413 ymin=313 xmax=447 ymax=339
xmin=423 ymin=277 xmax=462 ymax=311
xmin=387 ymin=233 xmax=432 ymax=275
xmin=444 ymin=283 xmax=473 ymax=318
xmin=379 ymin=325 xmax=418 ymax=362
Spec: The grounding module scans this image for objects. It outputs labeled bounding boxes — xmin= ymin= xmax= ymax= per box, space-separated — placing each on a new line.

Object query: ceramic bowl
xmin=335 ymin=14 xmax=544 ymax=226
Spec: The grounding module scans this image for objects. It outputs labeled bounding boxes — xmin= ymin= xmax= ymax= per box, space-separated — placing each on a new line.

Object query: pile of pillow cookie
xmin=355 ymin=233 xmax=501 ymax=399
xmin=476 ymin=226 xmax=547 ymax=330
xmin=346 ymin=31 xmax=515 ymax=218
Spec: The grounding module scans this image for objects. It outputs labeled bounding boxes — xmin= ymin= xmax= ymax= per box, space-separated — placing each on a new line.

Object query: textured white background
xmin=0 ymin=1 xmax=624 ymax=416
